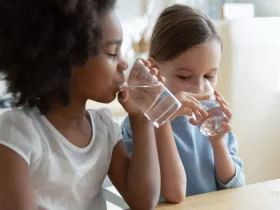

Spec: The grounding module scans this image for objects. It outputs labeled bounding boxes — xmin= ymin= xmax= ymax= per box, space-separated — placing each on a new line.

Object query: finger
xmin=148 ymin=57 xmax=153 ymax=64
xmin=176 ymin=92 xmax=207 ymax=116
xmin=159 ymin=75 xmax=166 ymax=84
xmin=183 ymin=108 xmax=193 ymax=117
xmin=214 ymin=91 xmax=229 ymax=107
xmin=220 ymin=103 xmax=232 ymax=121
xmin=192 ymin=110 xmax=201 ymax=120
xmin=222 ymin=122 xmax=232 ymax=133
xmin=173 ymin=107 xmax=193 ymax=118
xmin=179 ymin=92 xmax=205 ymax=105
xmin=181 ymin=98 xmax=201 ymax=112
xmin=181 ymin=96 xmax=208 ymax=117
xmin=214 ymin=90 xmax=222 ymax=97
xmin=190 ymin=93 xmax=210 ymax=101
xmin=216 ymin=96 xmax=229 ymax=107
xmin=215 ymin=95 xmax=223 ymax=104
xmin=197 ymin=106 xmax=208 ymax=118
xmin=118 ymin=88 xmax=129 ymax=104
xmin=209 ymin=122 xmax=232 ymax=141
xmin=222 ymin=98 xmax=229 ymax=107
xmin=150 ymin=67 xmax=158 ymax=76
xmin=186 ymin=96 xmax=208 ymax=117
xmin=139 ymin=59 xmax=151 ymax=69
xmin=189 ymin=117 xmax=199 ymax=126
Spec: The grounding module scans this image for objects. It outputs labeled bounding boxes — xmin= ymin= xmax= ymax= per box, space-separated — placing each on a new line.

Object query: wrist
xmin=210 ymin=139 xmax=226 ymax=150
xmin=154 ymin=120 xmax=171 ymax=131
xmin=129 ymin=114 xmax=149 ymax=123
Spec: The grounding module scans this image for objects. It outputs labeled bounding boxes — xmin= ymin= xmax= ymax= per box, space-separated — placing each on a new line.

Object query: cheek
xmin=159 ymin=69 xmax=184 ymax=94
xmin=86 ymin=56 xmax=116 ymax=86
xmin=164 ymin=77 xmax=185 ymax=94
xmin=89 ymin=65 xmax=113 ymax=87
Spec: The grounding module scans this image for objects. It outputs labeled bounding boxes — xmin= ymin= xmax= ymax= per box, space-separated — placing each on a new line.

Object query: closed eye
xmin=108 ymin=53 xmax=117 ymax=57
xmin=204 ymin=74 xmax=216 ymax=79
xmin=177 ymin=75 xmax=191 ymax=80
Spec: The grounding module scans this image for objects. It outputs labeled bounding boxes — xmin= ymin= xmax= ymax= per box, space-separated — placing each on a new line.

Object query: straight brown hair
xmin=149 ymin=4 xmax=222 ymax=62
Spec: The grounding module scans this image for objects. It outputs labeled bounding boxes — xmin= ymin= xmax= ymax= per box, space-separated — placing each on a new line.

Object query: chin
xmin=92 ymin=94 xmax=116 ymax=104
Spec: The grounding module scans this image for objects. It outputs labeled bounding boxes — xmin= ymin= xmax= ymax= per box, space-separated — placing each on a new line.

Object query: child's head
xmin=0 ymin=0 xmax=127 ymax=113
xmin=149 ymin=4 xmax=222 ymax=95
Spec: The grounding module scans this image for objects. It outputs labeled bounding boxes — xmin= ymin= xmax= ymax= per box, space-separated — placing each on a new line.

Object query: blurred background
xmin=0 ymin=1 xmax=280 ymax=209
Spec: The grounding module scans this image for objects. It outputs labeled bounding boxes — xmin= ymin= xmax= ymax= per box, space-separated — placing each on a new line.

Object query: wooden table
xmin=156 ymin=179 xmax=280 ymax=210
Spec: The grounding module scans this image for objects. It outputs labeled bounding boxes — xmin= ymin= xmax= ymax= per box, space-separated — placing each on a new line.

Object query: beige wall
xmin=216 ymin=18 xmax=280 ymax=184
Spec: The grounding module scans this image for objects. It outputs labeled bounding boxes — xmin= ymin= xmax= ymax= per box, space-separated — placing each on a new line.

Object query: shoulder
xmin=0 ymin=108 xmax=41 ymax=165
xmin=0 ymin=108 xmax=35 ymax=132
xmin=88 ymin=108 xmax=115 ymax=126
xmin=88 ymin=108 xmax=123 ymax=146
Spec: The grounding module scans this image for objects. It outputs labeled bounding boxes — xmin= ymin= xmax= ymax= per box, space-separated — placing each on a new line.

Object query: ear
xmin=148 ymin=57 xmax=159 ymax=69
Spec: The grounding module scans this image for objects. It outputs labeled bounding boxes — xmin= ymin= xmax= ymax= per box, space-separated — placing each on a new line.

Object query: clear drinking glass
xmin=197 ymin=80 xmax=228 ymax=136
xmin=120 ymin=59 xmax=182 ymax=128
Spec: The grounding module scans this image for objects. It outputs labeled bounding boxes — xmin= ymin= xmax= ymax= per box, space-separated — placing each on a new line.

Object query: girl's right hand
xmin=171 ymin=91 xmax=210 ymax=123
xmin=118 ymin=59 xmax=163 ymax=117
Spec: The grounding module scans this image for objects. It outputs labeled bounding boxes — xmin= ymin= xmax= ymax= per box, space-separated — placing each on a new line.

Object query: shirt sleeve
xmin=0 ymin=109 xmax=36 ymax=165
xmin=216 ymin=132 xmax=245 ymax=190
xmin=120 ymin=117 xmax=133 ymax=155
xmin=97 ymin=108 xmax=123 ymax=148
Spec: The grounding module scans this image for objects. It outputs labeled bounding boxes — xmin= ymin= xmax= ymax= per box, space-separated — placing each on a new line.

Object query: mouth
xmin=114 ymin=82 xmax=125 ymax=93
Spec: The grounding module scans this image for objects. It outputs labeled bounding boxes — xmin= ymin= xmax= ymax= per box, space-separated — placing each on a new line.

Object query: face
xmin=154 ymin=40 xmax=221 ymax=95
xmin=71 ymin=11 xmax=127 ymax=103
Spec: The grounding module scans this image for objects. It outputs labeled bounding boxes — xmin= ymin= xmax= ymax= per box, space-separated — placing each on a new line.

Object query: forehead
xmin=100 ymin=11 xmax=122 ymax=42
xmin=170 ymin=40 xmax=222 ymax=70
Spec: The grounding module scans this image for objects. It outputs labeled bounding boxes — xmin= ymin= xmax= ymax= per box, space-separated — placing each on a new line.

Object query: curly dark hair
xmin=0 ymin=0 xmax=116 ymax=113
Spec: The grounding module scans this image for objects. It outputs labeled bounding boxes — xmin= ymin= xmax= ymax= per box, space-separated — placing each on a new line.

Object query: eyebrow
xmin=176 ymin=67 xmax=192 ymax=72
xmin=104 ymin=39 xmax=122 ymax=47
xmin=209 ymin=68 xmax=218 ymax=72
xmin=176 ymin=67 xmax=218 ymax=72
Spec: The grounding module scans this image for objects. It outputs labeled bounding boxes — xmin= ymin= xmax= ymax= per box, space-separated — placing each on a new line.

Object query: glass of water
xmin=197 ymin=80 xmax=228 ymax=136
xmin=120 ymin=59 xmax=182 ymax=128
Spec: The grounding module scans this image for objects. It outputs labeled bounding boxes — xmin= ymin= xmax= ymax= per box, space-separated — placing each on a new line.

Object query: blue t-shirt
xmin=121 ymin=115 xmax=245 ymax=197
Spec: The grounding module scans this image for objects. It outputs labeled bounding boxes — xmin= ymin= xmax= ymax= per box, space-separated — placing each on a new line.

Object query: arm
xmin=212 ymin=132 xmax=245 ymax=189
xmin=210 ymin=92 xmax=245 ymax=189
xmin=0 ymin=145 xmax=37 ymax=210
xmin=154 ymin=121 xmax=186 ymax=203
xmin=108 ymin=115 xmax=160 ymax=210
xmin=212 ymin=141 xmax=236 ymax=184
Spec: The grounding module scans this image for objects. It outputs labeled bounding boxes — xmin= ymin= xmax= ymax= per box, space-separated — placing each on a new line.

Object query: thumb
xmin=118 ymin=89 xmax=129 ymax=105
xmin=222 ymin=122 xmax=232 ymax=134
xmin=191 ymin=93 xmax=210 ymax=101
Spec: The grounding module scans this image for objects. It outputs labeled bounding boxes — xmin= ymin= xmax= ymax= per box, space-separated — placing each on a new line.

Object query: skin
xmin=150 ymin=40 xmax=236 ymax=194
xmin=0 ymin=11 xmax=161 ymax=210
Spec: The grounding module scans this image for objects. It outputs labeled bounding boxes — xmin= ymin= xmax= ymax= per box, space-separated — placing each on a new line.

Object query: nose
xmin=186 ymin=80 xmax=204 ymax=94
xmin=117 ymin=56 xmax=128 ymax=73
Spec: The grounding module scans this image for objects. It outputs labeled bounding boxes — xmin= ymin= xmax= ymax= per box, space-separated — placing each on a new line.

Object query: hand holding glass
xmin=120 ymin=59 xmax=182 ymax=128
xmin=196 ymin=80 xmax=228 ymax=136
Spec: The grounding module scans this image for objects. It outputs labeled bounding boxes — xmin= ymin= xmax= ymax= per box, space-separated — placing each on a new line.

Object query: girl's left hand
xmin=208 ymin=91 xmax=232 ymax=144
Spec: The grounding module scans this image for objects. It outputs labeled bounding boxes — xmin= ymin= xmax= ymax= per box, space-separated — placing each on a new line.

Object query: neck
xmin=46 ymin=98 xmax=87 ymax=124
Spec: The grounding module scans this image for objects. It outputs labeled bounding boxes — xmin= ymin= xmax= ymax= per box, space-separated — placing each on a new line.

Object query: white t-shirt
xmin=0 ymin=107 xmax=122 ymax=210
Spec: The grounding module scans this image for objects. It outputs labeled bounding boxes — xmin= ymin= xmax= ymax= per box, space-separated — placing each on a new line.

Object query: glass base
xmin=200 ymin=115 xmax=228 ymax=136
xmin=145 ymin=102 xmax=181 ymax=128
